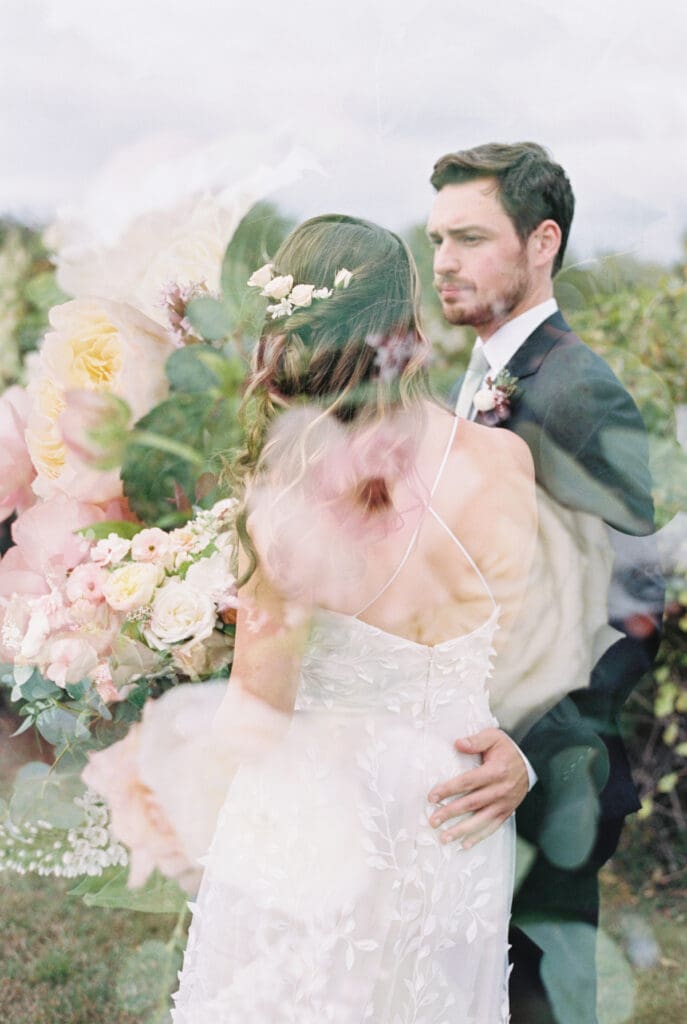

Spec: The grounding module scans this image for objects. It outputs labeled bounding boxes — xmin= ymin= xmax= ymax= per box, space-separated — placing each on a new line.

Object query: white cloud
xmin=2 ymin=0 xmax=686 ymax=261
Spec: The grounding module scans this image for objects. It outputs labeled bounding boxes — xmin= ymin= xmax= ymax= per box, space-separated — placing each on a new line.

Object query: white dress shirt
xmin=464 ymin=299 xmax=558 ymax=790
xmin=468 ymin=298 xmax=559 ymax=418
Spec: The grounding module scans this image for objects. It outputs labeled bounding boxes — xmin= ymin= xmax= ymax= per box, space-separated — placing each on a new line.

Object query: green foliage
xmin=9 ymin=762 xmax=85 ymax=830
xmin=115 ymin=940 xmax=182 ymax=1017
xmin=120 ymin=341 xmax=247 ymax=524
xmin=69 ymin=866 xmax=188 ymax=915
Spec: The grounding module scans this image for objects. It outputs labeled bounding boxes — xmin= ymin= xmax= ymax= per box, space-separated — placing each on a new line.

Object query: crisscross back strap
xmin=353 ymin=414 xmax=459 ymax=618
xmin=426 ymin=507 xmax=498 ymax=612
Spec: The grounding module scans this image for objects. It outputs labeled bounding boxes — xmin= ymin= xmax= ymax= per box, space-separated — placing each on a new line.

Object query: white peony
xmin=261 ymin=274 xmax=293 ymax=300
xmin=47 ymin=138 xmax=320 ymax=322
xmin=146 ymin=579 xmax=216 ymax=647
xmin=290 ymin=283 xmax=315 ymax=308
xmin=247 ymin=263 xmax=274 ymax=288
xmin=103 ymin=562 xmax=162 ymax=612
xmin=472 ymin=388 xmax=497 ymax=413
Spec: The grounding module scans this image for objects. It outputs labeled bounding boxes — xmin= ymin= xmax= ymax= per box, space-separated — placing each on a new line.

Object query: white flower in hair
xmin=312 ymin=287 xmax=332 ymax=300
xmin=247 ymin=263 xmax=274 ymax=288
xmin=334 ymin=268 xmax=352 ymax=289
xmin=267 ymin=299 xmax=294 ymax=319
xmin=290 ymin=283 xmax=315 ymax=307
xmin=261 ymin=274 xmax=293 ymax=300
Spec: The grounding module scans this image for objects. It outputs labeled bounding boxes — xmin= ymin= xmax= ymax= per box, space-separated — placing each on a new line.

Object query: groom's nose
xmin=433 ymin=240 xmax=460 ymax=276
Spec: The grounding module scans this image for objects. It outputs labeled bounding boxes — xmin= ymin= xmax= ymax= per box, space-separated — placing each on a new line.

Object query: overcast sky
xmin=3 ymin=0 xmax=686 ymax=262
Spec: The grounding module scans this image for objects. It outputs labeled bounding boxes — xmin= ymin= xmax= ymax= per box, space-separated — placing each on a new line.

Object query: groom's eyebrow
xmin=426 ymin=224 xmax=488 ymax=241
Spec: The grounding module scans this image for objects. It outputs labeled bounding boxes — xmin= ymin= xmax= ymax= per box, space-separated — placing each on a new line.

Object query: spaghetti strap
xmin=353 ymin=415 xmax=460 ymax=618
xmin=427 ymin=506 xmax=498 ymax=612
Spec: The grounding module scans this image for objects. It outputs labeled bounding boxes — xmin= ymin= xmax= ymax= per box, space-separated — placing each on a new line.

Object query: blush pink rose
xmin=65 ymin=563 xmax=107 ymax=604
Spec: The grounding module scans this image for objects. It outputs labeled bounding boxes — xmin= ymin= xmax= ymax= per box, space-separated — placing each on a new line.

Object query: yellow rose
xmin=103 ymin=562 xmax=162 ymax=612
xmin=41 ymin=299 xmax=173 ymax=420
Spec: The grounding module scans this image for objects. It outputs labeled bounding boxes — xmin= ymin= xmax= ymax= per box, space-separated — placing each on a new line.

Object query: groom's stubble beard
xmin=436 ymin=251 xmax=531 ymax=330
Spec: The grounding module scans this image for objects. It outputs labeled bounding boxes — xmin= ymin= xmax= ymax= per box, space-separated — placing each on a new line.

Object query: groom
xmin=425 ymin=142 xmax=663 ymax=1023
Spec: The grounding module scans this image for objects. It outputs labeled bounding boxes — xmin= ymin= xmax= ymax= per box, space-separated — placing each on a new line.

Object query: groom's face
xmin=427 ymin=179 xmax=532 ymax=333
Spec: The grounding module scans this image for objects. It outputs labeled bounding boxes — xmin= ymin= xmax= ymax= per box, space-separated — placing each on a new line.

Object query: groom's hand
xmin=427 ymin=728 xmax=529 ymax=848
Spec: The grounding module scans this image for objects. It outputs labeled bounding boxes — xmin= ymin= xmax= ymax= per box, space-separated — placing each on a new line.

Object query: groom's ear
xmin=529 ymin=219 xmax=562 ymax=270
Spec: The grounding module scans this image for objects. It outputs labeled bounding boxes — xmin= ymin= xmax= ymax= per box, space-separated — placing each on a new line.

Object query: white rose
xmin=334 ymin=268 xmax=352 ymax=289
xmin=261 ymin=274 xmax=293 ymax=300
xmin=185 ymin=550 xmax=237 ymax=608
xmin=290 ymin=284 xmax=315 ymax=308
xmin=247 ymin=263 xmax=274 ymax=288
xmin=103 ymin=562 xmax=162 ymax=612
xmin=472 ymin=388 xmax=497 ymax=413
xmin=146 ymin=580 xmax=216 ymax=647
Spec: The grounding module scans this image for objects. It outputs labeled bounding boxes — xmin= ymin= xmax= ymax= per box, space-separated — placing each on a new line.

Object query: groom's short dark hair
xmin=430 ymin=142 xmax=575 ymax=274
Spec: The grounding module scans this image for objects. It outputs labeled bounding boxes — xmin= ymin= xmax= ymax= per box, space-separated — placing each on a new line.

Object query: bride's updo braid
xmin=231 ymin=214 xmax=431 ymax=580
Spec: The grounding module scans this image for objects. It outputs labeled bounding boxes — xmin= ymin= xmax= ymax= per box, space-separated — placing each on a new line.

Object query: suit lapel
xmin=504 ymin=310 xmax=571 ymax=381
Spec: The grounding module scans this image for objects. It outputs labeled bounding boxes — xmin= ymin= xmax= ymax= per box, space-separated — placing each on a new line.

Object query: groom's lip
xmin=439 ymin=285 xmax=472 ymax=298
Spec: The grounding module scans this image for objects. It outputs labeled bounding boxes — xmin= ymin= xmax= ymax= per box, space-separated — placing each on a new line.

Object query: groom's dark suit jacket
xmin=451 ymin=310 xmax=664 ymax=899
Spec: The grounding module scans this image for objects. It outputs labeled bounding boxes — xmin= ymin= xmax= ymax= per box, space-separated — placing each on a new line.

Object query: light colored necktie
xmin=454 ymin=345 xmax=490 ymax=419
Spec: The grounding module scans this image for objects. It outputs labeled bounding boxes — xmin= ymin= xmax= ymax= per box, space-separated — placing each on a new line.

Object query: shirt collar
xmin=476 ymin=298 xmax=558 ymax=374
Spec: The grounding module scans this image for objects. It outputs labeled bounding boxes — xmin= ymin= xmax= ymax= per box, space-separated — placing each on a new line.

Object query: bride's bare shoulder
xmin=455 ymin=416 xmax=533 ymax=477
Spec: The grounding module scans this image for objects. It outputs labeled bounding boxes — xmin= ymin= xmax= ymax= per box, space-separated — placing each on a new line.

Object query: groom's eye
xmin=461 ymin=235 xmax=482 ymax=245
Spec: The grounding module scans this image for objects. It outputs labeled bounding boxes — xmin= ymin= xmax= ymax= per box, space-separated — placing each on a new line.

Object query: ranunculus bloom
xmin=131 ymin=527 xmax=173 ymax=565
xmin=0 ymin=386 xmax=36 ymax=523
xmin=65 ymin=562 xmax=107 ymax=604
xmin=103 ymin=562 xmax=161 ymax=612
xmin=145 ymin=580 xmax=216 ymax=647
xmin=261 ymin=274 xmax=293 ymax=300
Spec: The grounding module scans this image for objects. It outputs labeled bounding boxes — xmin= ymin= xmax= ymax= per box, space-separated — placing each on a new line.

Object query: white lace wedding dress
xmin=171 ymin=417 xmax=514 ymax=1023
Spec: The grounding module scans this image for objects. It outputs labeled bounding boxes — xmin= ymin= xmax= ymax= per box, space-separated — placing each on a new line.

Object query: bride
xmin=171 ymin=214 xmax=537 ymax=1023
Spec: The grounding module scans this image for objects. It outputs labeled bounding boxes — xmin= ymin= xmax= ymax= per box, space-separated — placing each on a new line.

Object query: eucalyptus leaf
xmin=166 ymin=344 xmax=224 ymax=392
xmin=35 ymin=705 xmax=80 ymax=745
xmin=10 ymin=762 xmax=85 ymax=829
xmin=185 ymin=296 xmax=233 ymax=342
xmin=72 ymin=867 xmax=188 ymax=914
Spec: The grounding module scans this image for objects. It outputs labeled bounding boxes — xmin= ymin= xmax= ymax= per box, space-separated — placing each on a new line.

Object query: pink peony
xmin=82 ymin=718 xmax=199 ymax=889
xmin=0 ymin=386 xmax=36 ymax=523
xmin=45 ymin=636 xmax=99 ymax=688
xmin=0 ymin=496 xmax=109 ymax=602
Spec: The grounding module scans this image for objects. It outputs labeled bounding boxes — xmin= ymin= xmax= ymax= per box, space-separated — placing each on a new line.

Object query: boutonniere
xmin=473 ymin=369 xmax=519 ymax=424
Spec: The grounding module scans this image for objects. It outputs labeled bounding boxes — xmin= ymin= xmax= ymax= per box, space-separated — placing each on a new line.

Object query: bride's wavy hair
xmin=230 ymin=214 xmax=431 ymax=581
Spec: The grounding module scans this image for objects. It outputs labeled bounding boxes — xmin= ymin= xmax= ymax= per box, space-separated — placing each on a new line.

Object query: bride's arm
xmin=211 ymin=534 xmax=312 ymax=746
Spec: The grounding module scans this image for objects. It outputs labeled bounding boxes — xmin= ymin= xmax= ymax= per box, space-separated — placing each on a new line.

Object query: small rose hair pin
xmin=473 ymin=369 xmax=519 ymax=424
xmin=247 ymin=264 xmax=352 ymax=319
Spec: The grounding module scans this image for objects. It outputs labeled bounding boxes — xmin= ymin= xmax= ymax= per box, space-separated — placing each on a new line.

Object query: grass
xmin=2 ymin=712 xmax=685 ymax=1022
xmin=0 ymin=872 xmax=177 ymax=1024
